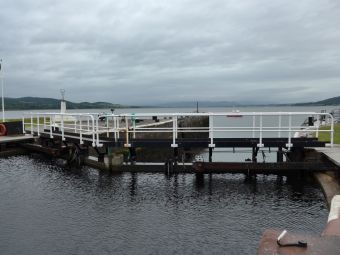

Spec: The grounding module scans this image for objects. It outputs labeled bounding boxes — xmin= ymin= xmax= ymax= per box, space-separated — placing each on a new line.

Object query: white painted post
xmin=331 ymin=116 xmax=334 ymax=147
xmin=316 ymin=114 xmax=319 ymax=138
xmin=209 ymin=114 xmax=215 ymax=148
xmin=52 ymin=116 xmax=55 ymax=131
xmin=37 ymin=115 xmax=40 ymax=136
xmin=22 ymin=116 xmax=25 ymax=134
xmin=286 ymin=113 xmax=292 ymax=148
xmin=171 ymin=116 xmax=178 ymax=147
xmin=96 ymin=117 xmax=100 ymax=147
xmin=113 ymin=116 xmax=117 ymax=142
xmin=43 ymin=116 xmax=46 ymax=129
xmin=79 ymin=116 xmax=83 ymax=144
xmin=257 ymin=114 xmax=264 ymax=147
xmin=61 ymin=114 xmax=65 ymax=141
xmin=106 ymin=116 xmax=109 ymax=138
xmin=117 ymin=117 xmax=120 ymax=139
xmin=252 ymin=115 xmax=256 ymax=138
xmin=278 ymin=114 xmax=282 ymax=138
xmin=30 ymin=115 xmax=33 ymax=135
xmin=91 ymin=116 xmax=95 ymax=147
xmin=124 ymin=116 xmax=130 ymax=147
xmin=87 ymin=118 xmax=90 ymax=132
xmin=49 ymin=115 xmax=53 ymax=138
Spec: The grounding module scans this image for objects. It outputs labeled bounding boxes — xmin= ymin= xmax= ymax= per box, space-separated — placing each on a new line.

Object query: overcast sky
xmin=0 ymin=0 xmax=339 ymax=105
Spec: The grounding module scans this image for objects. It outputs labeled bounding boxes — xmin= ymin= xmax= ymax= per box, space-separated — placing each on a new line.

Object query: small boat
xmin=227 ymin=109 xmax=243 ymax=118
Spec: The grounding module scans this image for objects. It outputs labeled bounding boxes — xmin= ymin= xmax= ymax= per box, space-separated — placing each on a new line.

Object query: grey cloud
xmin=0 ymin=0 xmax=340 ymax=105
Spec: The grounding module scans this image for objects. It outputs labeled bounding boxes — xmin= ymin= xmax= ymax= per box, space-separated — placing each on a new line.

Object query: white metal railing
xmin=22 ymin=112 xmax=96 ymax=147
xmin=22 ymin=111 xmax=335 ymax=148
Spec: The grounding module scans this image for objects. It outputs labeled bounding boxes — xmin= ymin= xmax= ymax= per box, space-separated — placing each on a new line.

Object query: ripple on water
xmin=0 ymin=155 xmax=328 ymax=255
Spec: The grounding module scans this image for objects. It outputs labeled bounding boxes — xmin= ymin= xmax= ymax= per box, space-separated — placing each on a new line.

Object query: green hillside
xmin=2 ymin=97 xmax=129 ymax=110
xmin=295 ymin=96 xmax=340 ymax=106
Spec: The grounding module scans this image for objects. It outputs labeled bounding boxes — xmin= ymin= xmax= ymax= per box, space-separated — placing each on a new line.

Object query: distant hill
xmin=294 ymin=96 xmax=340 ymax=106
xmin=3 ymin=97 xmax=130 ymax=110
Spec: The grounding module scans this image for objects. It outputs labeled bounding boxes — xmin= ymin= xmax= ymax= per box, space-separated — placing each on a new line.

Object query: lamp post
xmin=0 ymin=59 xmax=4 ymax=122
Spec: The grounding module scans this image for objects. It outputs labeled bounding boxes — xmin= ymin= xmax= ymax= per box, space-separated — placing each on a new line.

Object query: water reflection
xmin=0 ymin=155 xmax=328 ymax=255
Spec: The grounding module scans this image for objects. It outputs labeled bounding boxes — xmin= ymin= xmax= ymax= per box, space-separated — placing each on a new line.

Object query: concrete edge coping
xmin=328 ymin=195 xmax=340 ymax=222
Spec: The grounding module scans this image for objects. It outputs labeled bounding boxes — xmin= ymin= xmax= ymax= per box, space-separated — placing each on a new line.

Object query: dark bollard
xmin=209 ymin=147 xmax=213 ymax=162
xmin=277 ymin=147 xmax=283 ymax=163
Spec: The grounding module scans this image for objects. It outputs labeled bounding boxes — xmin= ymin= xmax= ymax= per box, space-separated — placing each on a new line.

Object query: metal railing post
xmin=257 ymin=114 xmax=264 ymax=147
xmin=330 ymin=114 xmax=334 ymax=147
xmin=113 ymin=116 xmax=117 ymax=142
xmin=209 ymin=114 xmax=215 ymax=148
xmin=37 ymin=115 xmax=40 ymax=136
xmin=117 ymin=117 xmax=120 ymax=139
xmin=316 ymin=114 xmax=319 ymax=138
xmin=22 ymin=116 xmax=26 ymax=134
xmin=252 ymin=114 xmax=256 ymax=138
xmin=90 ymin=115 xmax=95 ymax=147
xmin=106 ymin=116 xmax=109 ymax=138
xmin=49 ymin=114 xmax=53 ymax=138
xmin=286 ymin=113 xmax=292 ymax=148
xmin=43 ymin=116 xmax=46 ymax=129
xmin=96 ymin=117 xmax=100 ymax=147
xmin=61 ymin=114 xmax=65 ymax=141
xmin=79 ymin=116 xmax=83 ymax=144
xmin=278 ymin=114 xmax=282 ymax=138
xmin=171 ymin=116 xmax=178 ymax=147
xmin=124 ymin=116 xmax=130 ymax=147
xmin=30 ymin=114 xmax=33 ymax=135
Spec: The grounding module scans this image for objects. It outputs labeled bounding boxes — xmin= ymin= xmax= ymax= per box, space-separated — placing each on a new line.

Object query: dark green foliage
xmin=295 ymin=96 xmax=340 ymax=106
xmin=3 ymin=97 xmax=129 ymax=110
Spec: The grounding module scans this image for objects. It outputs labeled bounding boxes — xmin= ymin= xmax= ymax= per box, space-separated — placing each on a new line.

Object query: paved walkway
xmin=315 ymin=145 xmax=340 ymax=167
xmin=0 ymin=134 xmax=34 ymax=144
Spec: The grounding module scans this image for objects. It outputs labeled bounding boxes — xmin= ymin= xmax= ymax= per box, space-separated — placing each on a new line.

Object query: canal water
xmin=0 ymin=155 xmax=328 ymax=255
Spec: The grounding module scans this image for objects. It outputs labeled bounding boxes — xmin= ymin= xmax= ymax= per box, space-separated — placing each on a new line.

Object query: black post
xmin=209 ymin=147 xmax=213 ymax=162
xmin=252 ymin=147 xmax=258 ymax=163
xmin=129 ymin=147 xmax=137 ymax=163
xmin=277 ymin=147 xmax=283 ymax=162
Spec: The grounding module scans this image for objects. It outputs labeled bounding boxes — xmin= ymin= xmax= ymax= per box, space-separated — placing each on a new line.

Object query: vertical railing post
xmin=133 ymin=118 xmax=136 ymax=139
xmin=113 ymin=116 xmax=117 ymax=142
xmin=79 ymin=116 xmax=83 ymax=144
xmin=49 ymin=115 xmax=53 ymax=138
xmin=22 ymin=116 xmax=26 ymax=134
xmin=171 ymin=116 xmax=178 ymax=147
xmin=209 ymin=114 xmax=215 ymax=148
xmin=61 ymin=114 xmax=65 ymax=141
xmin=106 ymin=116 xmax=110 ymax=138
xmin=278 ymin=114 xmax=282 ymax=138
xmin=117 ymin=117 xmax=120 ymax=139
xmin=91 ymin=116 xmax=95 ymax=147
xmin=87 ymin=118 xmax=90 ymax=132
xmin=30 ymin=114 xmax=33 ymax=135
xmin=316 ymin=114 xmax=319 ymax=138
xmin=37 ymin=115 xmax=40 ymax=136
xmin=257 ymin=113 xmax=264 ymax=147
xmin=252 ymin=114 xmax=256 ymax=138
xmin=96 ymin=117 xmax=100 ymax=147
xmin=43 ymin=116 xmax=46 ymax=129
xmin=124 ymin=116 xmax=130 ymax=147
xmin=330 ymin=114 xmax=334 ymax=147
xmin=52 ymin=116 xmax=55 ymax=131
xmin=286 ymin=113 xmax=292 ymax=148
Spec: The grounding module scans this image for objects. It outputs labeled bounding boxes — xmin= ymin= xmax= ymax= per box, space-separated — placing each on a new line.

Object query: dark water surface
xmin=0 ymin=155 xmax=328 ymax=255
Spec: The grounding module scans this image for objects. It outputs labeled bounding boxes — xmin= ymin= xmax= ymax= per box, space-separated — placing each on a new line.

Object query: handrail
xmin=22 ymin=111 xmax=334 ymax=148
